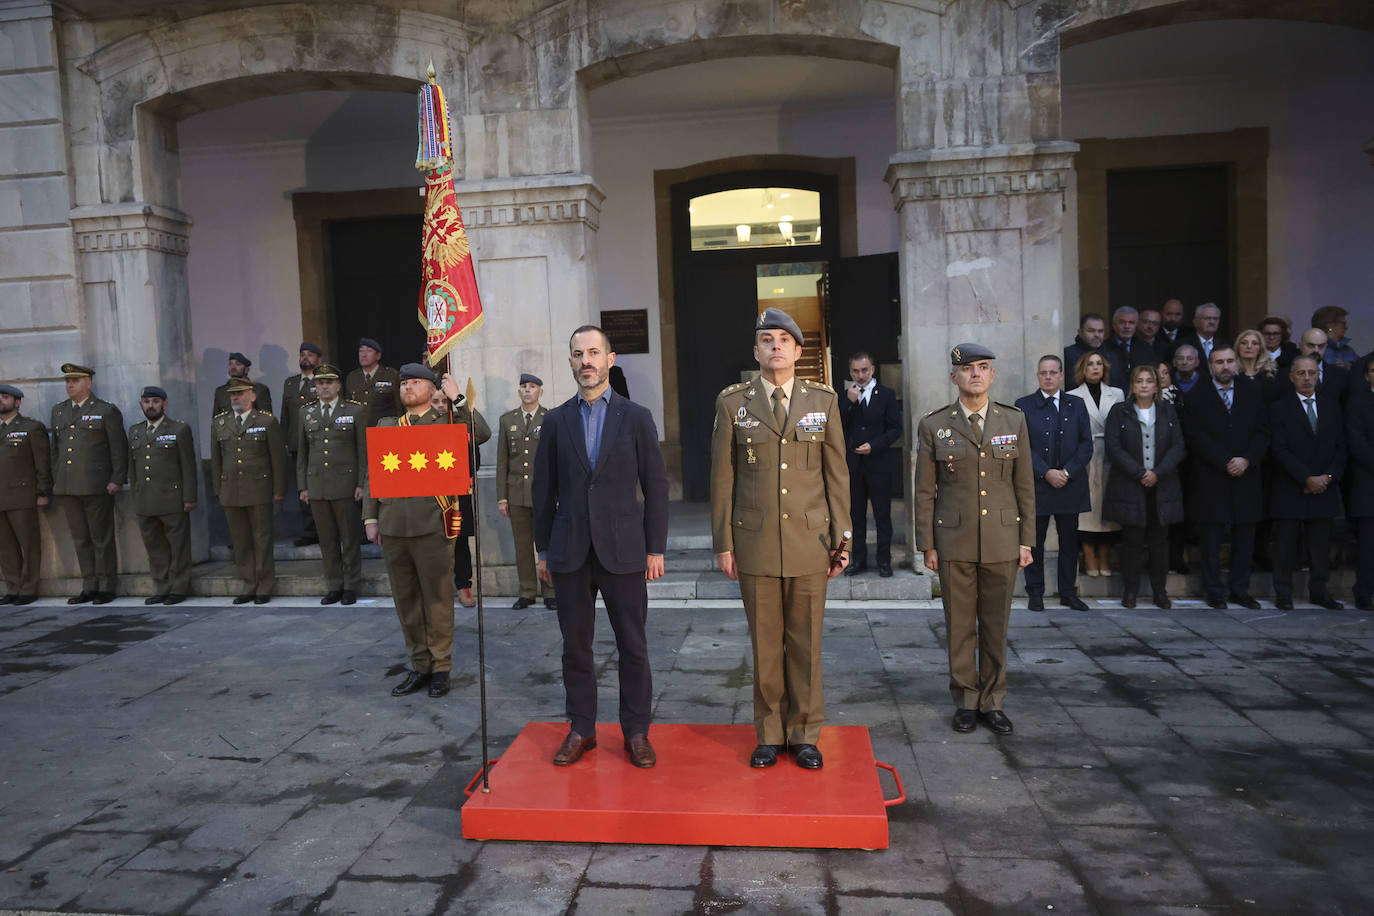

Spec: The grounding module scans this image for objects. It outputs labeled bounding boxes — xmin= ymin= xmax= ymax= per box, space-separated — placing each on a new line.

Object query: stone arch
xmin=1057 ymin=0 xmax=1374 ymax=48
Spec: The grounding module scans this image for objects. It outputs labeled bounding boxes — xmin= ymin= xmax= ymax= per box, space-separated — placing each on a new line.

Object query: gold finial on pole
xmin=426 ymin=60 xmax=437 ymax=84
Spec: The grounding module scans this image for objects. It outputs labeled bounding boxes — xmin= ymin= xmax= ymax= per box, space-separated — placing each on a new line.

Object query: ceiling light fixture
xmin=736 ymin=224 xmax=751 ymax=244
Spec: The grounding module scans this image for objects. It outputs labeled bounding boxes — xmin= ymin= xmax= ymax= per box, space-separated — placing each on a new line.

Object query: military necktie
xmin=236 ymin=413 xmax=246 ymax=433
xmin=1304 ymin=397 xmax=1318 ymax=434
xmin=523 ymin=412 xmax=533 ymax=437
xmin=969 ymin=410 xmax=983 ymax=445
xmin=771 ymin=387 xmax=787 ymax=430
xmin=322 ymin=403 xmax=332 ymax=424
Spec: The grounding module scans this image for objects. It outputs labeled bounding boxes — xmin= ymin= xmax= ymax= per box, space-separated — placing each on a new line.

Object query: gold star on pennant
xmin=381 ymin=452 xmax=401 ymax=472
xmin=436 ymin=449 xmax=456 ymax=470
xmin=408 ymin=451 xmax=429 ymax=471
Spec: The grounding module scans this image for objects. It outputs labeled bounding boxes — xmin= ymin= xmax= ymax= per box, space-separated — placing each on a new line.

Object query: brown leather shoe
xmin=552 ymin=730 xmax=596 ymax=765
xmin=458 ymin=588 xmax=476 ymax=608
xmin=623 ymin=734 xmax=656 ymax=768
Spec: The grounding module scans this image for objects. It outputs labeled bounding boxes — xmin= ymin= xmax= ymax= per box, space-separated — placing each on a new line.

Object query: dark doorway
xmin=1107 ymin=166 xmax=1231 ymax=333
xmin=328 ymin=215 xmax=425 ymax=369
xmin=826 ymin=253 xmax=901 ymax=372
xmin=671 ymin=170 xmax=841 ymax=501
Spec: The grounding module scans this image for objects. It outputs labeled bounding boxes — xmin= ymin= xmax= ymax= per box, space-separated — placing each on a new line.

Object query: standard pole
xmin=466 ymin=381 xmax=491 ymax=792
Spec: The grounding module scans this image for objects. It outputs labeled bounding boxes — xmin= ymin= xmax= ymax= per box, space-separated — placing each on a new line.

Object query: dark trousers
xmin=552 ymin=543 xmax=652 ymax=739
xmin=58 ymin=494 xmax=117 ymax=593
xmin=1355 ymin=517 xmax=1374 ymax=602
xmin=283 ymin=452 xmax=316 ymax=539
xmin=1272 ymin=517 xmax=1334 ymax=601
xmin=453 ymin=494 xmax=474 ymax=589
xmin=1024 ymin=513 xmax=1079 ymax=598
xmin=0 ymin=507 xmax=41 ymax=596
xmin=1120 ymin=491 xmax=1167 ymax=599
xmin=137 ymin=511 xmax=192 ymax=596
xmin=1198 ymin=523 xmax=1255 ymax=601
xmin=848 ymin=462 xmax=893 ymax=567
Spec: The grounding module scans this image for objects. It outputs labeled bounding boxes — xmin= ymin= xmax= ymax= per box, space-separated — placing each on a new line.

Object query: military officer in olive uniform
xmin=346 ymin=337 xmax=402 ymax=427
xmin=0 ymin=384 xmax=50 ymax=605
xmin=710 ymin=309 xmax=851 ymax=771
xmin=281 ymin=341 xmax=323 ymax=546
xmin=497 ymin=373 xmax=551 ymax=609
xmin=51 ymin=363 xmax=127 ymax=604
xmin=212 ymin=376 xmax=286 ymax=604
xmin=128 ymin=386 xmax=198 ymax=605
xmin=363 ymin=363 xmax=461 ymax=699
xmin=298 ymin=364 xmax=367 ymax=606
xmin=915 ymin=344 xmax=1035 ymax=736
xmin=211 ymin=352 xmax=273 ymax=417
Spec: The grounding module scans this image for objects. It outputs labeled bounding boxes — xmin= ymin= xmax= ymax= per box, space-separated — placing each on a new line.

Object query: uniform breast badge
xmin=746 ymin=446 xmax=756 ymax=465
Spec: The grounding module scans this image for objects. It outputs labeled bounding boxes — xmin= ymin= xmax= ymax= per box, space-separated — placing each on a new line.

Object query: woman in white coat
xmin=1069 ymin=351 xmax=1125 ymax=576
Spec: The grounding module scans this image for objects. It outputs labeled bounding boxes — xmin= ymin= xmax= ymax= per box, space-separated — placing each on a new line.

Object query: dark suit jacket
xmin=1276 ymin=362 xmax=1350 ymax=403
xmin=1180 ymin=375 xmax=1269 ymax=524
xmin=1014 ymin=390 xmax=1092 ymax=515
xmin=1102 ymin=337 xmax=1156 ymax=390
xmin=838 ymin=382 xmax=900 ymax=475
xmin=1345 ymin=394 xmax=1374 ymax=519
xmin=1268 ymin=393 xmax=1346 ymax=520
xmin=533 ymin=390 xmax=669 ymax=575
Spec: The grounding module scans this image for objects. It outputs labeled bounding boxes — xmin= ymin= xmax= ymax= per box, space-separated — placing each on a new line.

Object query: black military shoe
xmin=544 ymin=597 xmax=557 ymax=610
xmin=253 ymin=595 xmax=270 ymax=605
xmin=750 ymin=744 xmax=784 ymax=768
xmin=92 ymin=592 xmax=115 ymax=605
xmin=980 ymin=710 xmax=1014 ymax=735
xmin=67 ymin=591 xmax=95 ymax=605
xmin=952 ymin=709 xmax=977 ymax=733
xmin=1061 ymin=595 xmax=1090 ymax=612
xmin=12 ymin=595 xmax=37 ymax=606
xmin=340 ymin=591 xmax=357 ymax=605
xmin=0 ymin=595 xmax=14 ymax=605
xmin=877 ymin=565 xmax=893 ymax=578
xmin=1356 ymin=596 xmax=1373 ymax=611
xmin=1275 ymin=597 xmax=1294 ymax=611
xmin=843 ymin=563 xmax=867 ymax=577
xmin=232 ymin=594 xmax=254 ymax=605
xmin=1027 ymin=594 xmax=1044 ymax=612
xmin=320 ymin=591 xmax=342 ymax=605
xmin=391 ymin=670 xmax=431 ymax=696
xmin=790 ymin=744 xmax=823 ymax=769
xmin=1206 ymin=596 xmax=1228 ymax=610
xmin=427 ymin=671 xmax=450 ymax=697
xmin=1229 ymin=593 xmax=1261 ymax=610
xmin=512 ymin=597 xmax=535 ymax=609
xmin=163 ymin=594 xmax=185 ymax=606
xmin=145 ymin=594 xmax=167 ymax=606
xmin=1312 ymin=595 xmax=1344 ymax=610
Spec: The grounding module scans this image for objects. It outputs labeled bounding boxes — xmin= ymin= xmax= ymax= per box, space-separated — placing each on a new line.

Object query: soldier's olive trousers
xmin=938 ymin=559 xmax=1016 ymax=712
xmin=224 ymin=503 xmax=275 ymax=597
xmin=506 ymin=505 xmax=545 ymax=600
xmin=0 ymin=508 xmax=41 ymax=596
xmin=383 ymin=531 xmax=455 ymax=673
xmin=57 ymin=494 xmax=117 ymax=593
xmin=137 ymin=512 xmax=192 ymax=596
xmin=311 ymin=498 xmax=362 ymax=591
xmin=740 ymin=571 xmax=827 ymax=745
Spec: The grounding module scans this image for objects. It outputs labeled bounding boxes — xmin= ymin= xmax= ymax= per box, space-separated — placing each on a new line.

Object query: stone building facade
xmin=1 ymin=0 xmax=1371 ymax=588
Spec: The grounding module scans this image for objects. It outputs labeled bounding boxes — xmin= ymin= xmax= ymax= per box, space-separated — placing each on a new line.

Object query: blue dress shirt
xmin=580 ymin=389 xmax=612 ymax=469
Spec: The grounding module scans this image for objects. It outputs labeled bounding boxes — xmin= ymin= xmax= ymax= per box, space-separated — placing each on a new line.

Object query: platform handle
xmin=875 ymin=760 xmax=905 ymax=807
xmin=463 ymin=757 xmax=501 ymax=797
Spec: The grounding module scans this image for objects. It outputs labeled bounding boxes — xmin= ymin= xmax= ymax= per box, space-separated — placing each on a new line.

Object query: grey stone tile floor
xmin=1 ymin=595 xmax=1371 ymax=915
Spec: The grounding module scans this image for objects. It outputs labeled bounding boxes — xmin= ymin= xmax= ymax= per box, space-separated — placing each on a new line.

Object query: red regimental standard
xmin=367 ymin=423 xmax=471 ymax=498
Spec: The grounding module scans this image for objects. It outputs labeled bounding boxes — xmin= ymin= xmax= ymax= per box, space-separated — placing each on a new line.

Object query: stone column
xmin=886 ymin=141 xmax=1078 ymax=553
xmin=442 ymin=174 xmax=604 ymax=594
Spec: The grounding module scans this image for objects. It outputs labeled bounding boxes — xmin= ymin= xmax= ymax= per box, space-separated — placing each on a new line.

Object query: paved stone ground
xmin=2 ymin=595 xmax=1372 ymax=915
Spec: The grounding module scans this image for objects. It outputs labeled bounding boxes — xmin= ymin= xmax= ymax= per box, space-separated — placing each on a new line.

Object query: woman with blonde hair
xmin=1069 ymin=351 xmax=1124 ymax=577
xmin=1235 ymin=329 xmax=1280 ymax=402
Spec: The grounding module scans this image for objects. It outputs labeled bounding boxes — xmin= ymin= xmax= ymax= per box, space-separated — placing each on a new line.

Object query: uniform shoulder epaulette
xmin=802 ymin=379 xmax=835 ymax=394
xmin=718 ymin=381 xmax=748 ymax=398
xmin=213 ymin=409 xmax=230 ymax=418
xmin=924 ymin=405 xmax=946 ymax=418
xmin=994 ymin=400 xmax=1022 ymax=413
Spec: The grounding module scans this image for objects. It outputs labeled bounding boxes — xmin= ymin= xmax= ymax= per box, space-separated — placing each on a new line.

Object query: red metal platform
xmin=461 ymin=722 xmax=903 ymax=849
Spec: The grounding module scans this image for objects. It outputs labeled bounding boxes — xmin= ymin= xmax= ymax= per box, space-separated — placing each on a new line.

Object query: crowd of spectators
xmin=1028 ymin=302 xmax=1373 ymax=611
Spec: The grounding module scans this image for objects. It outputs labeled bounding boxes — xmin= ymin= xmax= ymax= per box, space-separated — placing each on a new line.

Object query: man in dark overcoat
xmin=1179 ymin=346 xmax=1269 ymax=609
xmin=1268 ymin=355 xmax=1346 ymax=610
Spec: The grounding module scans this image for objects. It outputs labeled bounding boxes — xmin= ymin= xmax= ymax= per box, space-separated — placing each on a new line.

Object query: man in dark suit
xmin=1102 ymin=307 xmax=1155 ymax=389
xmin=1158 ymin=297 xmax=1190 ymax=351
xmin=1260 ymin=316 xmax=1300 ymax=371
xmin=1268 ymin=356 xmax=1346 ymax=610
xmin=534 ymin=325 xmax=669 ymax=769
xmin=1015 ymin=356 xmax=1093 ymax=612
xmin=1179 ymin=346 xmax=1269 ymax=609
xmin=1345 ymin=389 xmax=1374 ymax=610
xmin=1295 ymin=328 xmax=1349 ymax=399
xmin=1175 ymin=303 xmax=1230 ymax=369
xmin=1064 ymin=312 xmax=1106 ymax=373
xmin=1137 ymin=308 xmax=1171 ymax=363
xmin=838 ymin=351 xmax=900 ymax=577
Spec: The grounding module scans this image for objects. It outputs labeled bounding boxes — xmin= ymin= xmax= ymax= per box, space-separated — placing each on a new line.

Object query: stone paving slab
xmin=0 ymin=597 xmax=1372 ymax=915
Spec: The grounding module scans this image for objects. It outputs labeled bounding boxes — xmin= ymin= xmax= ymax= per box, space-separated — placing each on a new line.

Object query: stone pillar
xmin=886 ymin=141 xmax=1078 ymax=553
xmin=443 ymin=174 xmax=604 ymax=594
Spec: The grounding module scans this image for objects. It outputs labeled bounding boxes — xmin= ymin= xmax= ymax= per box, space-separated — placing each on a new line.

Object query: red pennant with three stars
xmin=366 ymin=423 xmax=471 ymax=498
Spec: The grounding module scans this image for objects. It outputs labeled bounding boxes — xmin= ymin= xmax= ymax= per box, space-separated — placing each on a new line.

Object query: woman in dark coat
xmin=1103 ymin=365 xmax=1187 ymax=608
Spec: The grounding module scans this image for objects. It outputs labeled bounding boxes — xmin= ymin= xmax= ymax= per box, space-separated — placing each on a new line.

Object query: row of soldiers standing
xmin=0 ymin=337 xmax=457 ymax=605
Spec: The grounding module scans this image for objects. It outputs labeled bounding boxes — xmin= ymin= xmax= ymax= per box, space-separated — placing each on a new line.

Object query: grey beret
xmin=950 ymin=343 xmax=996 ymax=366
xmin=141 ymin=386 xmax=167 ymax=399
xmin=399 ymin=362 xmax=436 ymax=383
xmin=358 ymin=337 xmax=383 ymax=353
xmin=228 ymin=352 xmax=251 ymax=368
xmin=755 ymin=307 xmax=804 ymax=346
xmin=299 ymin=342 xmax=323 ymax=356
xmin=519 ymin=373 xmax=543 ymax=386
xmin=0 ymin=384 xmax=23 ymax=399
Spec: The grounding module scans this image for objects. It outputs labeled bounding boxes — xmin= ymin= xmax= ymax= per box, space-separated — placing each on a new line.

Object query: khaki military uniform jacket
xmin=211 ymin=408 xmax=287 ymax=507
xmin=345 ymin=365 xmax=402 ymax=427
xmin=128 ymin=418 xmax=198 ymax=516
xmin=297 ymin=399 xmax=367 ymax=500
xmin=1 ymin=415 xmax=51 ymax=511
xmin=212 ymin=380 xmax=273 ymax=417
xmin=496 ymin=405 xmax=544 ymax=506
xmin=710 ymin=377 xmax=850 ymax=577
xmin=361 ymin=409 xmax=448 ymax=536
xmin=914 ymin=400 xmax=1035 ymax=562
xmin=50 ymin=397 xmax=128 ymax=496
xmin=279 ymin=373 xmax=318 ymax=451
